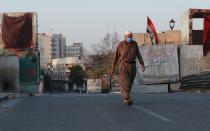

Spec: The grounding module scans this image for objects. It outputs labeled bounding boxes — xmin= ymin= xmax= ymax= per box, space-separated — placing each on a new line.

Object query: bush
xmin=69 ymin=65 xmax=86 ymax=87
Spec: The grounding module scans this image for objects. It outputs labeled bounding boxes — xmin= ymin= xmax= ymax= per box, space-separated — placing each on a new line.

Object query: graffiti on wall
xmin=139 ymin=45 xmax=179 ymax=84
xmin=180 ymin=45 xmax=210 ymax=77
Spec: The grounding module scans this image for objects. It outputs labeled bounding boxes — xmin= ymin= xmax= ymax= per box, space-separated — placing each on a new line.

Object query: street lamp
xmin=109 ymin=75 xmax=112 ymax=93
xmin=169 ymin=18 xmax=175 ymax=30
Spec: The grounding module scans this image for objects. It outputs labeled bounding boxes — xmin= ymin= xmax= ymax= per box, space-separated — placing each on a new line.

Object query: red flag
xmin=203 ymin=15 xmax=210 ymax=56
xmin=147 ymin=16 xmax=159 ymax=45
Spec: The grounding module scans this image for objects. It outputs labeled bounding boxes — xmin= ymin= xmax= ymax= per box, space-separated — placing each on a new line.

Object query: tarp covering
xmin=203 ymin=15 xmax=210 ymax=56
xmin=1 ymin=13 xmax=33 ymax=49
xmin=19 ymin=50 xmax=39 ymax=83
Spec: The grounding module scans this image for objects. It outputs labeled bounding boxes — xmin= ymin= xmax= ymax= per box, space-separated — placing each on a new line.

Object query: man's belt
xmin=123 ymin=61 xmax=136 ymax=64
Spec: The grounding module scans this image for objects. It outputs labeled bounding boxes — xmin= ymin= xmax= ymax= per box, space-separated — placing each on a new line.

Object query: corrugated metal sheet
xmin=181 ymin=71 xmax=210 ymax=89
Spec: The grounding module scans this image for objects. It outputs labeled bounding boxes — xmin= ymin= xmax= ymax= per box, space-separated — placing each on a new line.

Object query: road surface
xmin=0 ymin=93 xmax=210 ymax=131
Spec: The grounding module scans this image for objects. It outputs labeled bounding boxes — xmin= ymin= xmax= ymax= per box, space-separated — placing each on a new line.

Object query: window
xmin=193 ymin=18 xmax=204 ymax=30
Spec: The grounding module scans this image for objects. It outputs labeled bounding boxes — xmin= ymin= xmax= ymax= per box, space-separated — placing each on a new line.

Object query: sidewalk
xmin=0 ymin=93 xmax=29 ymax=103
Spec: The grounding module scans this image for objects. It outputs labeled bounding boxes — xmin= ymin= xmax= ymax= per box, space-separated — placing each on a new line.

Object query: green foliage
xmin=40 ymin=69 xmax=45 ymax=76
xmin=69 ymin=65 xmax=86 ymax=86
xmin=86 ymin=54 xmax=115 ymax=79
xmin=88 ymin=32 xmax=120 ymax=79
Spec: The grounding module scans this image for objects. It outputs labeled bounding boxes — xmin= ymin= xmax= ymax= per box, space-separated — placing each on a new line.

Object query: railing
xmin=0 ymin=94 xmax=9 ymax=102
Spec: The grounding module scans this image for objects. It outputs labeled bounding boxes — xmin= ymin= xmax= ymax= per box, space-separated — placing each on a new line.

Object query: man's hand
xmin=141 ymin=65 xmax=145 ymax=72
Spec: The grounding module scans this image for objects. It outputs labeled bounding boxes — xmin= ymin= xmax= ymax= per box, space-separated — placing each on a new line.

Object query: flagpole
xmin=149 ymin=33 xmax=154 ymax=45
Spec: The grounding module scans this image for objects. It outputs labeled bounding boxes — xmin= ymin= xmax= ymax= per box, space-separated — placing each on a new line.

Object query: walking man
xmin=110 ymin=31 xmax=145 ymax=105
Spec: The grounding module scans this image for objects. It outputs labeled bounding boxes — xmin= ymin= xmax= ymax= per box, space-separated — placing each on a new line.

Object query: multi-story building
xmin=38 ymin=33 xmax=66 ymax=69
xmin=66 ymin=43 xmax=83 ymax=57
xmin=52 ymin=34 xmax=66 ymax=59
xmin=38 ymin=33 xmax=53 ymax=69
xmin=51 ymin=56 xmax=93 ymax=80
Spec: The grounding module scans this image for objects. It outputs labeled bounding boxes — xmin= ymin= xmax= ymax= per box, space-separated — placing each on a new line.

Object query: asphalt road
xmin=0 ymin=93 xmax=210 ymax=131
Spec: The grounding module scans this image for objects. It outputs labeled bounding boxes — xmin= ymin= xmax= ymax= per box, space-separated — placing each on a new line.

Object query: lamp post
xmin=169 ymin=18 xmax=175 ymax=30
xmin=109 ymin=75 xmax=112 ymax=93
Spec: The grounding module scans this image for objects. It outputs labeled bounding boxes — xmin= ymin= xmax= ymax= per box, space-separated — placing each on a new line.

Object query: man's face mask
xmin=127 ymin=38 xmax=133 ymax=43
xmin=125 ymin=34 xmax=133 ymax=43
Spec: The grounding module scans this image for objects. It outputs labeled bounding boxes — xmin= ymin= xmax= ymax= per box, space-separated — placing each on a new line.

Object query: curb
xmin=0 ymin=93 xmax=29 ymax=103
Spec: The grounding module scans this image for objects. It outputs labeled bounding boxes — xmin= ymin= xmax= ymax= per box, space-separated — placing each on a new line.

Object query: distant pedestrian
xmin=110 ymin=31 xmax=145 ymax=105
xmin=43 ymin=72 xmax=50 ymax=91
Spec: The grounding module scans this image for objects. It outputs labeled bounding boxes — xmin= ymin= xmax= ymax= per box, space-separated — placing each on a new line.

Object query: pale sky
xmin=0 ymin=0 xmax=209 ymax=50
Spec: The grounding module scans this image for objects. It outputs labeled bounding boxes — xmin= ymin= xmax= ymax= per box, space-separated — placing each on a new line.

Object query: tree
xmin=91 ymin=32 xmax=119 ymax=56
xmin=69 ymin=65 xmax=86 ymax=87
xmin=87 ymin=32 xmax=120 ymax=79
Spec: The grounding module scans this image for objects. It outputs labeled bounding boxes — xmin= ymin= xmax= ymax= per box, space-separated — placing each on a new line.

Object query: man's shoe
xmin=123 ymin=99 xmax=133 ymax=106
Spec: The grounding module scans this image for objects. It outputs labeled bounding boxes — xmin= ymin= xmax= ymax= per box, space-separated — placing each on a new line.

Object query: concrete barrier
xmin=180 ymin=45 xmax=210 ymax=77
xmin=179 ymin=45 xmax=210 ymax=89
xmin=87 ymin=79 xmax=101 ymax=93
xmin=139 ymin=44 xmax=179 ymax=84
xmin=132 ymin=61 xmax=169 ymax=93
xmin=130 ymin=45 xmax=179 ymax=93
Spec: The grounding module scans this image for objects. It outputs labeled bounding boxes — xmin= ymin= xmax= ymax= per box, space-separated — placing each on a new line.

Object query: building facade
xmin=51 ymin=56 xmax=93 ymax=80
xmin=181 ymin=9 xmax=210 ymax=45
xmin=38 ymin=33 xmax=67 ymax=69
xmin=66 ymin=43 xmax=83 ymax=57
xmin=52 ymin=34 xmax=66 ymax=59
xmin=38 ymin=33 xmax=53 ymax=69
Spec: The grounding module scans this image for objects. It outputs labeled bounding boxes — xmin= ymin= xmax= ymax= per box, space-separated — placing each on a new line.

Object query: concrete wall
xmin=132 ymin=59 xmax=169 ymax=93
xmin=131 ymin=45 xmax=179 ymax=93
xmin=165 ymin=30 xmax=182 ymax=44
xmin=0 ymin=56 xmax=19 ymax=92
xmin=133 ymin=30 xmax=182 ymax=46
xmin=133 ymin=44 xmax=210 ymax=91
xmin=87 ymin=79 xmax=101 ymax=93
xmin=138 ymin=44 xmax=179 ymax=84
xmin=180 ymin=45 xmax=210 ymax=77
xmin=181 ymin=10 xmax=190 ymax=44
